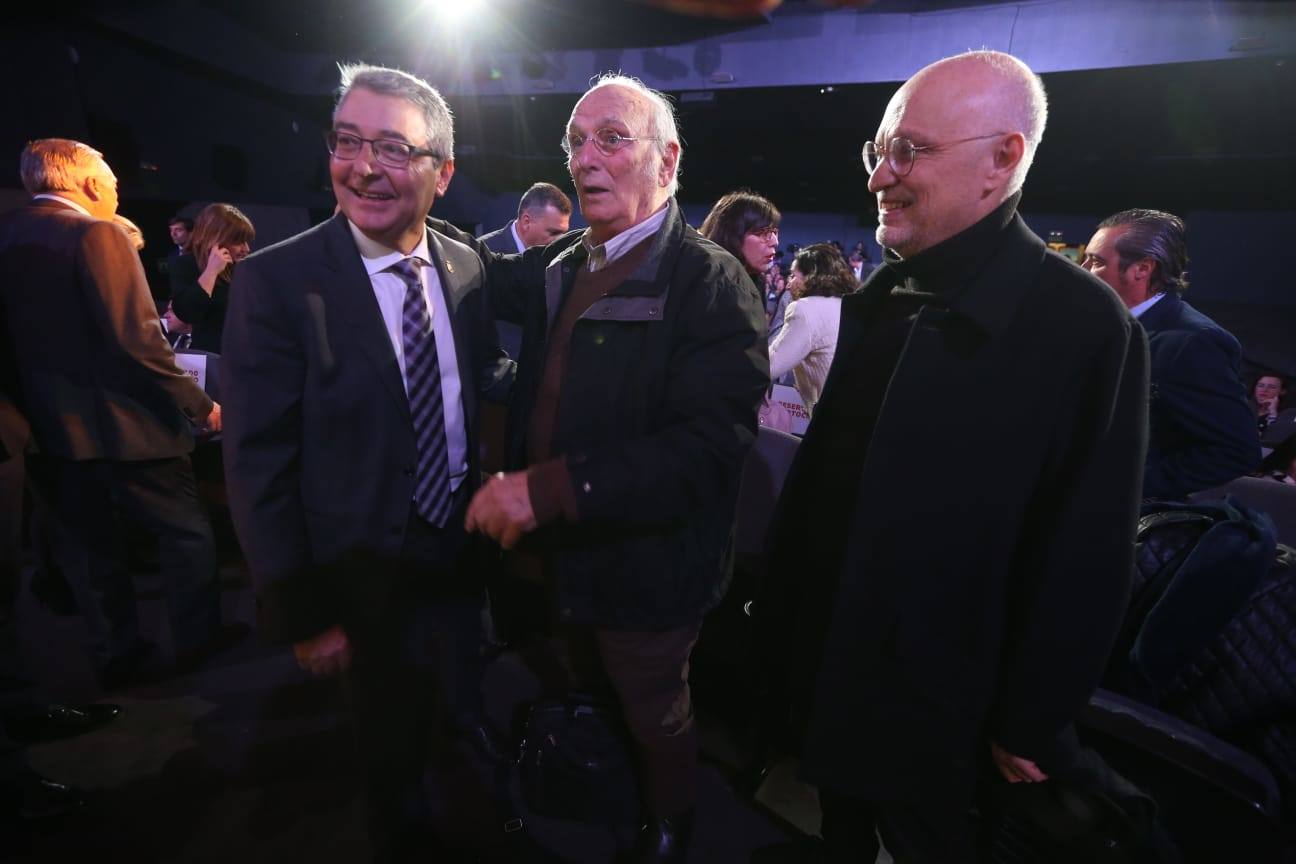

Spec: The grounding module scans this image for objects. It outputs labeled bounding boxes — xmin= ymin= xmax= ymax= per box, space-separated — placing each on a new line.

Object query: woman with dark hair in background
xmin=169 ymin=203 xmax=254 ymax=352
xmin=769 ymin=242 xmax=857 ymax=416
xmin=700 ymin=189 xmax=780 ymax=285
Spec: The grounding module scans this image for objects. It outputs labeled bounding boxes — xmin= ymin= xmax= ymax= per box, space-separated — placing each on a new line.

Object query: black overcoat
xmin=766 ymin=214 xmax=1149 ymax=804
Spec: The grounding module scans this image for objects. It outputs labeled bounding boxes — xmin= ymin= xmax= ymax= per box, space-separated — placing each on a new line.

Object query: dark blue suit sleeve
xmin=1143 ymin=327 xmax=1260 ymax=498
xmin=221 ymin=257 xmax=334 ymax=644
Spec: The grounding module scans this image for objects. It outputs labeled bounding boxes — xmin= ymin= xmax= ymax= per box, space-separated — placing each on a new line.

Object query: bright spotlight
xmin=422 ymin=0 xmax=484 ymax=25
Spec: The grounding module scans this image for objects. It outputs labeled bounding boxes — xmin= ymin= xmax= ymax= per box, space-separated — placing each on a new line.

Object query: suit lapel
xmin=319 ymin=216 xmax=411 ymax=420
xmin=426 ymin=229 xmax=476 ymax=435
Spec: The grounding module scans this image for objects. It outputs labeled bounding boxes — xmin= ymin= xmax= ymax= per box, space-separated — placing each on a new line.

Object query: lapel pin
xmin=444 ymin=259 xmax=455 ymax=274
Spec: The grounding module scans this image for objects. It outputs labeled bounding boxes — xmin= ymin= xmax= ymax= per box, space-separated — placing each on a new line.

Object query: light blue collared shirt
xmin=582 ymin=202 xmax=670 ymax=272
xmin=509 ymin=220 xmax=526 ymax=254
xmin=1129 ymin=292 xmax=1165 ymax=319
xmin=347 ymin=220 xmax=468 ymax=492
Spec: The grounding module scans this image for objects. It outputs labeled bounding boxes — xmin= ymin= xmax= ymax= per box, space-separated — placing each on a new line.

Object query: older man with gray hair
xmin=0 ymin=139 xmax=226 ymax=690
xmin=435 ymin=73 xmax=768 ymax=862
xmin=762 ymin=51 xmax=1149 ymax=861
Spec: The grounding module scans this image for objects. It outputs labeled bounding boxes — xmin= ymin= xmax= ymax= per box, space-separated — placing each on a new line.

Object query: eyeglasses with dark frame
xmin=862 ymin=132 xmax=1006 ymax=177
xmin=561 ymin=127 xmax=662 ymax=158
xmin=325 ymin=130 xmax=442 ymax=169
xmin=748 ymin=227 xmax=779 ymax=242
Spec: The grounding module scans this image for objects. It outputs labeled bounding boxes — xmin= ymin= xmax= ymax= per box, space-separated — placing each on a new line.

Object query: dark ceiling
xmin=59 ymin=1 xmax=1296 ymax=216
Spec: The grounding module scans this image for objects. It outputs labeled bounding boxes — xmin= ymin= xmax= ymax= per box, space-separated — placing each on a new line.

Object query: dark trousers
xmin=531 ymin=620 xmax=702 ymax=821
xmin=342 ymin=495 xmax=488 ymax=864
xmin=818 ymin=790 xmax=978 ymax=864
xmin=26 ymin=455 xmax=218 ymax=666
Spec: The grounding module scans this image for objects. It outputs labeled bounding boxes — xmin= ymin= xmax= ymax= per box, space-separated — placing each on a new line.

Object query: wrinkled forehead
xmin=568 ymin=85 xmax=647 ymax=132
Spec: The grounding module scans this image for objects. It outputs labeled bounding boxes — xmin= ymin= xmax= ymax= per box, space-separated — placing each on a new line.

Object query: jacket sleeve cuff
xmin=526 ymin=458 xmax=579 ymax=526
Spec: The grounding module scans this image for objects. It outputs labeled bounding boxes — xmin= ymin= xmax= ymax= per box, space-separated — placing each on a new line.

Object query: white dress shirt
xmin=347 ymin=220 xmax=469 ymax=492
xmin=33 ymin=193 xmax=91 ymax=216
xmin=509 ymin=220 xmax=527 ymax=254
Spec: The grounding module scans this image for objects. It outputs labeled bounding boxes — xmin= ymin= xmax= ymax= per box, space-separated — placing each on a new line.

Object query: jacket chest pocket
xmin=563 ymin=320 xmax=662 ymax=436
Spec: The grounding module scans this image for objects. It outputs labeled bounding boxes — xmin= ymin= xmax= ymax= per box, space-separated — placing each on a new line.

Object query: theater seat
xmin=1192 ymin=476 xmax=1296 ymax=546
xmin=1076 ymin=689 xmax=1284 ymax=862
xmin=733 ymin=426 xmax=801 ymax=580
xmin=693 ymin=427 xmax=800 ymax=777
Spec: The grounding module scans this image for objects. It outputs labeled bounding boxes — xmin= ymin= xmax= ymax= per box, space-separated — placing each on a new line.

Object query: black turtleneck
xmin=797 ymin=193 xmax=1022 ymax=587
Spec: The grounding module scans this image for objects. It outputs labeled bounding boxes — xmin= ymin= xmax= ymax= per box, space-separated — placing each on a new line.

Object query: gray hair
xmin=579 ymin=73 xmax=683 ymax=197
xmin=335 ymin=63 xmax=455 ymax=161
xmin=19 ymin=138 xmax=105 ymax=195
xmin=954 ymin=50 xmax=1049 ymax=194
xmin=1097 ymin=208 xmax=1190 ymax=295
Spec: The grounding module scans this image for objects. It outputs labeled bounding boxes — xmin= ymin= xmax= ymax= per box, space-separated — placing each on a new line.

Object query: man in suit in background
xmin=0 ymin=139 xmax=228 ymax=688
xmin=478 ymin=181 xmax=573 ymax=255
xmin=1084 ymin=209 xmax=1258 ymax=499
xmin=167 ymin=215 xmax=192 ymax=257
xmin=479 ymin=182 xmax=573 ymax=362
xmin=222 ymin=64 xmax=509 ymax=863
xmin=161 ymin=300 xmax=194 ymax=350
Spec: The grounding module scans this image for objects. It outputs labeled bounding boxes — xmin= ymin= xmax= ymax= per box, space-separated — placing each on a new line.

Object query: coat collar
xmin=854 ymin=202 xmax=1046 ymax=340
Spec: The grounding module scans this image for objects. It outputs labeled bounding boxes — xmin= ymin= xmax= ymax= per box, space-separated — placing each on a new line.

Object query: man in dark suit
xmin=161 ymin=300 xmax=194 ymax=350
xmin=1084 ymin=209 xmax=1258 ymax=499
xmin=0 ymin=139 xmax=227 ymax=688
xmin=478 ymin=181 xmax=573 ymax=255
xmin=763 ymin=52 xmax=1148 ymax=862
xmin=167 ymin=215 xmax=192 ymax=257
xmin=478 ymin=182 xmax=573 ymax=363
xmin=222 ymin=64 xmax=509 ymax=863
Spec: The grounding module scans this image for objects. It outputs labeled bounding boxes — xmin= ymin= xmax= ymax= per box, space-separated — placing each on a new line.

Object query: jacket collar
xmin=1132 ymin=291 xmax=1181 ymax=330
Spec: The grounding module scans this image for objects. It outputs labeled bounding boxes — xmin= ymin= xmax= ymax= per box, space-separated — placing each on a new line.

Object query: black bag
xmin=980 ymin=775 xmax=1180 ymax=864
xmin=517 ymin=693 xmax=639 ymax=826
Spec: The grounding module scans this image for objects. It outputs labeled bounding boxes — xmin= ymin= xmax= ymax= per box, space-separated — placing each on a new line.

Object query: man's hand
xmin=991 ymin=741 xmax=1049 ymax=784
xmin=292 ymin=626 xmax=352 ymax=678
xmin=203 ymin=401 xmax=222 ymax=434
xmin=465 ymin=471 xmax=537 ymax=550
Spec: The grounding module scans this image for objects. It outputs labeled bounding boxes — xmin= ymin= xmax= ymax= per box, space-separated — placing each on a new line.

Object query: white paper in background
xmin=771 ymin=383 xmax=810 ymax=436
xmin=173 ymin=352 xmax=207 ymax=393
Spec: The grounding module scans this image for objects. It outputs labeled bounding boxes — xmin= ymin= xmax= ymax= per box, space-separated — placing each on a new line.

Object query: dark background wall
xmin=3 ymin=3 xmax=1293 ymax=369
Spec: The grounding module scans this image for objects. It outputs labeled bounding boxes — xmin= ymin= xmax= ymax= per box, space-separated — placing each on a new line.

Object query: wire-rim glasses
xmin=862 ymin=132 xmax=1006 ymax=177
xmin=562 ymin=127 xmax=662 ymax=158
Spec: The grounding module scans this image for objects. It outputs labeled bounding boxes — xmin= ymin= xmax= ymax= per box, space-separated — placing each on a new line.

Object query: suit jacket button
xmin=403 ymin=465 xmax=415 ymax=476
xmin=560 ymin=608 xmax=573 ymax=620
xmin=582 ymin=481 xmax=592 ymax=494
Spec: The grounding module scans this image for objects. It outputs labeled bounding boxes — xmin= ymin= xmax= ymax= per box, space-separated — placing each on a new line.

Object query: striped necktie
xmin=390 ymin=257 xmax=452 ymax=527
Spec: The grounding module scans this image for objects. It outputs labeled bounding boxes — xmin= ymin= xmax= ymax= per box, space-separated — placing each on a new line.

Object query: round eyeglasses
xmin=562 ymin=127 xmax=661 ymax=158
xmin=862 ymin=133 xmax=1006 ymax=177
xmin=326 ymin=130 xmax=442 ymax=169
